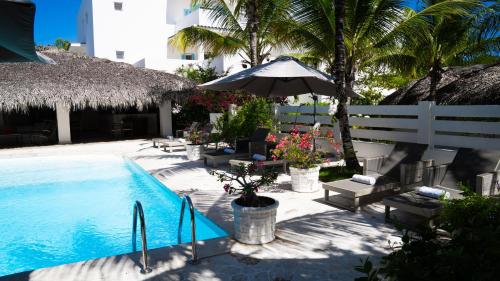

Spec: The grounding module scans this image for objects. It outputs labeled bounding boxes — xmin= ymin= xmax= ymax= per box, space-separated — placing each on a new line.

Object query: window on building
xmin=116 ymin=51 xmax=125 ymax=59
xmin=181 ymin=53 xmax=196 ymax=60
xmin=114 ymin=2 xmax=123 ymax=11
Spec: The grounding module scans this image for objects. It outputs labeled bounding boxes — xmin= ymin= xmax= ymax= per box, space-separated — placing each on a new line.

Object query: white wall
xmin=75 ymin=0 xmax=295 ymax=75
xmin=77 ymin=0 xmax=95 ymax=56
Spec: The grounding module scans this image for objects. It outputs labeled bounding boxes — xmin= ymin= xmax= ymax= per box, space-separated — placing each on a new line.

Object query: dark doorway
xmin=0 ymin=107 xmax=57 ymax=148
xmin=70 ymin=107 xmax=159 ymax=143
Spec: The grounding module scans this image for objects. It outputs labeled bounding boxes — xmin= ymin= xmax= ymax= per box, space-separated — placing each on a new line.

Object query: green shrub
xmin=355 ymin=193 xmax=500 ymax=281
xmin=215 ymin=98 xmax=274 ymax=144
xmin=319 ymin=166 xmax=357 ymax=182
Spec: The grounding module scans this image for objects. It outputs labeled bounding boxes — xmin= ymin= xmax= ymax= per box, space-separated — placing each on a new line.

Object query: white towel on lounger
xmin=351 ymin=174 xmax=376 ymax=185
xmin=417 ymin=186 xmax=450 ymax=199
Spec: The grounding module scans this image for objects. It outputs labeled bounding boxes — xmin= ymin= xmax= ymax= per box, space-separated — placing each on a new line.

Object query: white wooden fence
xmin=275 ymin=101 xmax=500 ymax=151
xmin=274 ymin=104 xmax=342 ymax=152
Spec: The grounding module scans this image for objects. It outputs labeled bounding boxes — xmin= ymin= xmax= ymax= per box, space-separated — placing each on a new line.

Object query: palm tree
xmin=289 ymin=0 xmax=404 ymax=170
xmin=170 ymin=0 xmax=291 ymax=67
xmin=372 ymin=0 xmax=495 ymax=100
xmin=334 ymin=0 xmax=361 ymax=170
xmin=289 ymin=0 xmax=403 ymax=88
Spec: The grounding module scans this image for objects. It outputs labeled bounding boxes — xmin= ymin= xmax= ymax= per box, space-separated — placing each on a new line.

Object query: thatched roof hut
xmin=0 ymin=48 xmax=196 ymax=112
xmin=380 ymin=63 xmax=500 ymax=105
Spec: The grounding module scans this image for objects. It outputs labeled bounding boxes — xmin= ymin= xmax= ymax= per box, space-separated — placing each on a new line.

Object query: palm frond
xmin=169 ymin=26 xmax=244 ymax=55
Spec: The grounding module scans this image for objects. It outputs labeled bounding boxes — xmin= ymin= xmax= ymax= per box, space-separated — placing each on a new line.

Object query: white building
xmin=77 ymin=0 xmax=267 ymax=74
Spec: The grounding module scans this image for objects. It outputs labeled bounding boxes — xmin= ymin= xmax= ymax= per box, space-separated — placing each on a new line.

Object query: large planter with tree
xmin=186 ymin=128 xmax=203 ymax=161
xmin=272 ymin=127 xmax=323 ymax=193
xmin=211 ymin=163 xmax=279 ymax=244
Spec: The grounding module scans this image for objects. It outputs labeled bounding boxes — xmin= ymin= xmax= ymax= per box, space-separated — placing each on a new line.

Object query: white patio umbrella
xmin=199 ymin=56 xmax=361 ymax=149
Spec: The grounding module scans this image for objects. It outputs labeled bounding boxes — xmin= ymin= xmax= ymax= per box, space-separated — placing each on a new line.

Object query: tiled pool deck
xmin=0 ymin=140 xmax=401 ymax=281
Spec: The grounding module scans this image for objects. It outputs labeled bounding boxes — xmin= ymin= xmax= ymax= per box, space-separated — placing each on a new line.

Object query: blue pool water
xmin=0 ymin=155 xmax=227 ymax=277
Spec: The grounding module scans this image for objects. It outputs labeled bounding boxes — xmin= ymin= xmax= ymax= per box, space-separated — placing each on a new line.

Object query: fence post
xmin=417 ymin=101 xmax=435 ymax=147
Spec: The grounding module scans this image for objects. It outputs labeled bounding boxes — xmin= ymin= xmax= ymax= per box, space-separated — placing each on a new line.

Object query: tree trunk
xmin=345 ymin=56 xmax=356 ymax=104
xmin=428 ymin=60 xmax=443 ymax=101
xmin=246 ymin=1 xmax=259 ymax=67
xmin=334 ymin=0 xmax=361 ymax=171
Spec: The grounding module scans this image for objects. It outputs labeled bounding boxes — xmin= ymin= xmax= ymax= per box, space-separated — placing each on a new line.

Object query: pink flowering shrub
xmin=271 ymin=127 xmax=322 ymax=169
xmin=265 ymin=133 xmax=277 ymax=143
xmin=187 ymin=128 xmax=204 ymax=145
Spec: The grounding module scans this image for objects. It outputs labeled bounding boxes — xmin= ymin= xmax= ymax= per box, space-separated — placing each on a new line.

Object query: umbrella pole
xmin=312 ymin=94 xmax=318 ymax=151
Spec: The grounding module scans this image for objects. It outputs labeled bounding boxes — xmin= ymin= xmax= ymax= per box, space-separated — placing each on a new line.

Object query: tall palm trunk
xmin=334 ymin=0 xmax=361 ymax=171
xmin=428 ymin=59 xmax=443 ymax=101
xmin=246 ymin=0 xmax=259 ymax=67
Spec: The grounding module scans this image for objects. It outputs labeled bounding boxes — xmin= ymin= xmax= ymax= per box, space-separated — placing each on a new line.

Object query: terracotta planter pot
xmin=231 ymin=197 xmax=279 ymax=244
xmin=186 ymin=144 xmax=203 ymax=161
xmin=289 ymin=166 xmax=320 ymax=193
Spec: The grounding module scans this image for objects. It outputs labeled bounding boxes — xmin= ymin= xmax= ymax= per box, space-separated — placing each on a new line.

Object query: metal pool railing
xmin=132 ymin=200 xmax=152 ymax=274
xmin=178 ymin=194 xmax=198 ymax=264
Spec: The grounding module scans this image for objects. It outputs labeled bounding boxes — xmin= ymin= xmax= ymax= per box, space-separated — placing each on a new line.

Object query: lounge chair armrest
xmin=423 ymin=164 xmax=448 ymax=187
xmin=362 ymin=156 xmax=385 ymax=175
xmin=476 ymin=171 xmax=500 ymax=196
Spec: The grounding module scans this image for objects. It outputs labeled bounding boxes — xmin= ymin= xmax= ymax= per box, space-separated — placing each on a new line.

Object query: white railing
xmin=348 ymin=101 xmax=500 ymax=150
xmin=274 ymin=102 xmax=500 ymax=151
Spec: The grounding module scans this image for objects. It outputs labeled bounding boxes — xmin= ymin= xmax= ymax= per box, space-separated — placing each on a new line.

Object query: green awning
xmin=0 ymin=0 xmax=52 ymax=63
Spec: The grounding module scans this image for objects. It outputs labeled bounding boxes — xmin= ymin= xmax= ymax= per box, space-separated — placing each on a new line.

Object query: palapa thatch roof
xmin=0 ymin=48 xmax=197 ymax=112
xmin=380 ymin=63 xmax=500 ymax=105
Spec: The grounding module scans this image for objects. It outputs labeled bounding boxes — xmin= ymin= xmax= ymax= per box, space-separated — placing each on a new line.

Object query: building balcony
xmin=175 ymin=8 xmax=223 ymax=32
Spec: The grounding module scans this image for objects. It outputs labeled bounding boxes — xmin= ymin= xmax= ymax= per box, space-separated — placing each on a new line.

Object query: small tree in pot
xmin=211 ymin=163 xmax=279 ymax=244
xmin=186 ymin=128 xmax=204 ymax=161
xmin=271 ymin=127 xmax=323 ymax=192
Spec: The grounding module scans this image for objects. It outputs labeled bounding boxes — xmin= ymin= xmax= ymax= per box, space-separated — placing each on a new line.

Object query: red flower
xmin=265 ymin=134 xmax=277 ymax=143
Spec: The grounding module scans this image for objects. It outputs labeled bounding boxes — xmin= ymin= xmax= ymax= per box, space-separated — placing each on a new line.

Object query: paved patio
xmin=0 ymin=140 xmax=401 ymax=281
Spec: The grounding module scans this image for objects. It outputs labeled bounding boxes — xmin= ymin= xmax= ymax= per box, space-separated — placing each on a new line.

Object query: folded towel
xmin=351 ymin=174 xmax=376 ymax=185
xmin=224 ymin=148 xmax=235 ymax=154
xmin=417 ymin=186 xmax=450 ymax=199
xmin=178 ymin=138 xmax=186 ymax=143
xmin=252 ymin=154 xmax=266 ymax=161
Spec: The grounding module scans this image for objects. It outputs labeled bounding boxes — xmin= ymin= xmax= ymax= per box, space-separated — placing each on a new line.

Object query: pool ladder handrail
xmin=178 ymin=194 xmax=198 ymax=264
xmin=132 ymin=201 xmax=152 ymax=274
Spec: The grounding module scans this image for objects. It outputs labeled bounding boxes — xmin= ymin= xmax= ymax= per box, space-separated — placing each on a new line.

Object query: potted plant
xmin=271 ymin=127 xmax=322 ymax=192
xmin=186 ymin=128 xmax=204 ymax=161
xmin=211 ymin=163 xmax=279 ymax=244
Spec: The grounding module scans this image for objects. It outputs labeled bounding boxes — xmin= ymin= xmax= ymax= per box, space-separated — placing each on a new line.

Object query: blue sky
xmin=34 ymin=0 xmax=81 ymax=45
xmin=33 ymin=0 xmax=421 ymax=46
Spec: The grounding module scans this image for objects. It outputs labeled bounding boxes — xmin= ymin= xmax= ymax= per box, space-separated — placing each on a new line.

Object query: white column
xmin=159 ymin=100 xmax=173 ymax=137
xmin=417 ymin=101 xmax=435 ymax=146
xmin=56 ymin=103 xmax=72 ymax=144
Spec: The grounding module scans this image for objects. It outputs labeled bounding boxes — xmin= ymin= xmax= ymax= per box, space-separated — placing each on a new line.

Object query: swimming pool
xmin=0 ymin=155 xmax=227 ymax=277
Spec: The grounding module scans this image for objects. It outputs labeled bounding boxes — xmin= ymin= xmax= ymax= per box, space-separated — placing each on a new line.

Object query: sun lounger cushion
xmin=326 ymin=174 xmax=399 ymax=197
xmin=224 ymin=148 xmax=235 ymax=154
